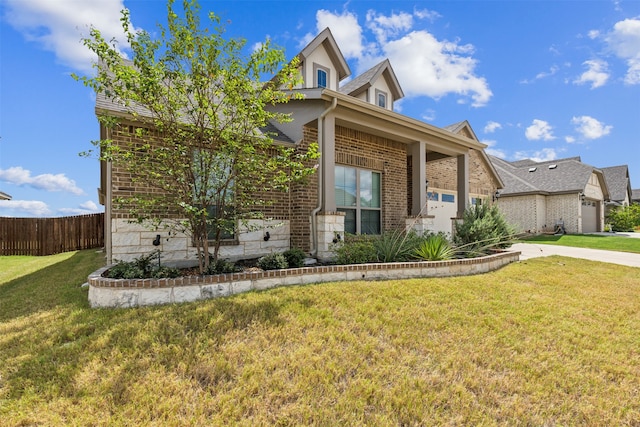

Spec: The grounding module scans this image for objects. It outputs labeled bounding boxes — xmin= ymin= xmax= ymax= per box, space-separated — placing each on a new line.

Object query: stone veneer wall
xmin=111 ymin=218 xmax=290 ymax=262
xmin=88 ymin=250 xmax=520 ymax=308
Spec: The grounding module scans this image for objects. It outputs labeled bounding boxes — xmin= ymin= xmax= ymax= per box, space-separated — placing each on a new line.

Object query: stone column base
xmin=405 ymin=216 xmax=435 ymax=235
xmin=316 ymin=212 xmax=345 ymax=262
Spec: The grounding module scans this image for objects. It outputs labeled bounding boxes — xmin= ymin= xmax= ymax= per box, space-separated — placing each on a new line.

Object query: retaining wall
xmin=88 ymin=250 xmax=520 ymax=308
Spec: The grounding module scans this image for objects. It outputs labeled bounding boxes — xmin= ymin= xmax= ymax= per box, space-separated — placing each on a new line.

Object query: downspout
xmin=104 ymin=126 xmax=113 ymax=264
xmin=310 ymin=96 xmax=337 ymax=257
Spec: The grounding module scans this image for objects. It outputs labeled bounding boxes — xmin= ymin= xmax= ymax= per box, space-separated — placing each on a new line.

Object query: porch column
xmin=409 ymin=141 xmax=427 ymax=216
xmin=457 ymin=152 xmax=469 ymax=217
xmin=321 ymin=113 xmax=337 ymax=212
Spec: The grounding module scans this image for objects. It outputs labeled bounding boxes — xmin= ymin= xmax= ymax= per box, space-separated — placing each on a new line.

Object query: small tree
xmin=74 ymin=0 xmax=318 ymax=272
xmin=453 ymin=204 xmax=515 ymax=256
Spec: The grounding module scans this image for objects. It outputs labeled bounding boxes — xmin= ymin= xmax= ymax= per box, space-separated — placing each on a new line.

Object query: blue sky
xmin=1 ymin=0 xmax=639 ymax=217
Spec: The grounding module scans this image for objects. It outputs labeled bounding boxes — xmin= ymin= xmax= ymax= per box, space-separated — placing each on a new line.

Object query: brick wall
xmin=334 ymin=126 xmax=407 ymax=231
xmin=426 ymin=149 xmax=498 ymax=197
xmin=496 ymin=195 xmax=546 ymax=233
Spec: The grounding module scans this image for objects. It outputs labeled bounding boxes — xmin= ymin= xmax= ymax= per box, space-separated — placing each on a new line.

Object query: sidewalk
xmin=511 ymin=242 xmax=640 ymax=268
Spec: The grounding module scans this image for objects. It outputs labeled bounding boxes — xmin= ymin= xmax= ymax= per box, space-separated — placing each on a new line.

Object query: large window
xmin=335 ymin=166 xmax=381 ymax=234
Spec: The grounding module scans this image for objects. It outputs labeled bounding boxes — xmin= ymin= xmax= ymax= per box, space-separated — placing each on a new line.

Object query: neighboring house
xmin=632 ymin=189 xmax=640 ymax=204
xmin=601 ymin=165 xmax=633 ymax=218
xmin=491 ymin=156 xmax=610 ymax=234
xmin=0 ymin=191 xmax=11 ymax=201
xmin=96 ymin=28 xmax=502 ymax=263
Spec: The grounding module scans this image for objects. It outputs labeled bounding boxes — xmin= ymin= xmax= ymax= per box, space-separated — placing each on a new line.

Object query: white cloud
xmin=484 ymin=121 xmax=502 ymax=133
xmin=573 ymin=59 xmax=610 ymax=88
xmin=382 ymin=31 xmax=492 ymax=106
xmin=482 ymin=139 xmax=506 ymax=159
xmin=312 ymin=9 xmax=365 ymax=59
xmin=565 ymin=135 xmax=576 ymax=143
xmin=605 ymin=18 xmax=640 ymax=84
xmin=525 ymin=119 xmax=555 ymax=141
xmin=366 ymin=10 xmax=414 ymax=44
xmin=309 ymin=9 xmax=492 ymax=107
xmin=0 ymin=166 xmax=84 ymax=195
xmin=413 ymin=8 xmax=441 ymax=22
xmin=58 ymin=200 xmax=103 ymax=215
xmin=3 ymin=0 xmax=134 ymax=73
xmin=514 ymin=148 xmax=558 ymax=163
xmin=0 ymin=200 xmax=51 ymax=217
xmin=571 ymin=116 xmax=612 ymax=140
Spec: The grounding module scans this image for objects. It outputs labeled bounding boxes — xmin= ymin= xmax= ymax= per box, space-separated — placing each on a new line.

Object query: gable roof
xmin=632 ymin=188 xmax=640 ymax=203
xmin=443 ymin=120 xmax=504 ymax=189
xmin=338 ymin=59 xmax=404 ymax=100
xmin=601 ymin=165 xmax=631 ymax=203
xmin=490 ymin=156 xmax=607 ymax=197
xmin=298 ymin=27 xmax=351 ymax=82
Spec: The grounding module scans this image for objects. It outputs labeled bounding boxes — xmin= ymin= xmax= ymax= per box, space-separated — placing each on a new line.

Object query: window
xmin=314 ymin=64 xmax=329 ymax=88
xmin=193 ymin=149 xmax=236 ymax=241
xmin=376 ymin=91 xmax=387 ymax=108
xmin=442 ymin=194 xmax=455 ymax=203
xmin=335 ymin=166 xmax=381 ymax=234
xmin=427 ymin=191 xmax=439 ymax=201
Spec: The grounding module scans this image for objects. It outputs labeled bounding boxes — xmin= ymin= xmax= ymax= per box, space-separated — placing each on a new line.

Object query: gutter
xmin=310 ymin=96 xmax=337 ymax=257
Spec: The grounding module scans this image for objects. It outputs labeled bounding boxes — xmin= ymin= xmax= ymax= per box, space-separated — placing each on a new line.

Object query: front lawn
xmin=1 ymin=250 xmax=639 ymax=425
xmin=520 ymin=233 xmax=640 ymax=254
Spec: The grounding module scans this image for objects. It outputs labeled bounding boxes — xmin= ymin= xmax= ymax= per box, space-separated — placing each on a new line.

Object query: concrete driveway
xmin=511 ymin=232 xmax=640 ymax=268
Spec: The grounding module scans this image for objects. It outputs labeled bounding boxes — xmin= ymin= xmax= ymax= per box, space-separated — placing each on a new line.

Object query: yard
xmin=1 ymin=249 xmax=639 ymax=425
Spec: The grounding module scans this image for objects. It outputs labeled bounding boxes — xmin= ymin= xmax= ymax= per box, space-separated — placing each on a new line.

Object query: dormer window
xmin=314 ymin=64 xmax=329 ymax=88
xmin=375 ymin=89 xmax=388 ymax=108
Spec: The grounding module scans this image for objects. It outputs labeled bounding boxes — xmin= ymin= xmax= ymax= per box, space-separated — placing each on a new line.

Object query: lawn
xmin=521 ymin=233 xmax=640 ymax=254
xmin=1 ymin=250 xmax=639 ymax=425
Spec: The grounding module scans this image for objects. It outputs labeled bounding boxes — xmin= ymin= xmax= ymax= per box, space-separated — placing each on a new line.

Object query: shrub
xmin=257 ymin=253 xmax=288 ymax=270
xmin=454 ymin=204 xmax=515 ymax=256
xmin=106 ymin=250 xmax=177 ymax=279
xmin=205 ymin=258 xmax=238 ymax=275
xmin=283 ymin=248 xmax=306 ymax=268
xmin=607 ymin=204 xmax=640 ymax=232
xmin=333 ymin=236 xmax=377 ymax=265
xmin=374 ymin=230 xmax=422 ymax=263
xmin=414 ymin=234 xmax=456 ymax=261
xmin=151 ymin=266 xmax=182 ymax=278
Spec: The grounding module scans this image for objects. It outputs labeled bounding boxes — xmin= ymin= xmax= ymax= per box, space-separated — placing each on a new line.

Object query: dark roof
xmin=491 ymin=156 xmax=601 ymax=196
xmin=631 ymin=188 xmax=640 ymax=202
xmin=339 ymin=59 xmax=404 ymax=100
xmin=601 ymin=165 xmax=631 ymax=202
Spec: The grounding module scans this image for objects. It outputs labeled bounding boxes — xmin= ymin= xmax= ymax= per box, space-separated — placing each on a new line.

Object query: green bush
xmin=607 ymin=204 xmax=640 ymax=232
xmin=257 ymin=253 xmax=288 ymax=270
xmin=205 ymin=258 xmax=239 ymax=275
xmin=414 ymin=234 xmax=456 ymax=261
xmin=106 ymin=250 xmax=179 ymax=279
xmin=283 ymin=248 xmax=307 ymax=268
xmin=453 ymin=204 xmax=515 ymax=256
xmin=333 ymin=236 xmax=378 ymax=265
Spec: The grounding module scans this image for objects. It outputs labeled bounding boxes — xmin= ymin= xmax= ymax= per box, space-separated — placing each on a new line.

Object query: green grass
xmin=520 ymin=233 xmax=640 ymax=254
xmin=1 ymin=250 xmax=639 ymax=425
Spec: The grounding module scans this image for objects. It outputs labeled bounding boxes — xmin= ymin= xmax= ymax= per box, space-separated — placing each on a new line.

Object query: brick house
xmin=601 ymin=165 xmax=633 ymax=219
xmin=96 ymin=28 xmax=502 ymax=263
xmin=490 ymin=156 xmax=610 ymax=234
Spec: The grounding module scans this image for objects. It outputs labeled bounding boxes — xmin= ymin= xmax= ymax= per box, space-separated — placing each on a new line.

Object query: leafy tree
xmin=74 ymin=0 xmax=318 ymax=272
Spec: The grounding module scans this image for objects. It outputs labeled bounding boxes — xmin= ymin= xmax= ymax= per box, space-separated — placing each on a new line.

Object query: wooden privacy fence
xmin=0 ymin=213 xmax=104 ymax=256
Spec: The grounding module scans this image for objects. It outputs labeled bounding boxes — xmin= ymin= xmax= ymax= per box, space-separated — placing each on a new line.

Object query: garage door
xmin=581 ymin=200 xmax=597 ymax=233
